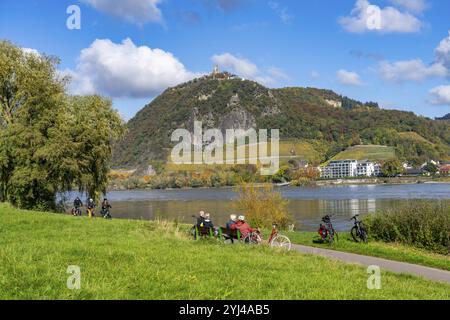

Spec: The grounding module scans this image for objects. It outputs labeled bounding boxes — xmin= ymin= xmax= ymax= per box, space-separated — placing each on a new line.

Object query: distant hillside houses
xmin=320 ymin=160 xmax=381 ymax=179
xmin=403 ymin=160 xmax=450 ymax=176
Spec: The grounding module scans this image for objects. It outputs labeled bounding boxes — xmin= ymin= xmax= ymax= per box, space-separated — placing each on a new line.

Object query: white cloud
xmin=212 ymin=53 xmax=259 ymax=79
xmin=429 ymin=85 xmax=450 ymax=105
xmin=22 ymin=48 xmax=40 ymax=56
xmin=310 ymin=71 xmax=321 ymax=79
xmin=81 ymin=0 xmax=163 ymax=25
xmin=377 ymin=31 xmax=450 ymax=84
xmin=268 ymin=1 xmax=294 ymax=25
xmin=267 ymin=67 xmax=289 ymax=80
xmin=339 ymin=0 xmax=423 ymax=33
xmin=211 ymin=53 xmax=287 ymax=86
xmin=67 ymin=38 xmax=199 ymax=98
xmin=389 ymin=0 xmax=429 ymax=13
xmin=436 ymin=31 xmax=450 ymax=69
xmin=379 ymin=59 xmax=447 ymax=83
xmin=337 ymin=69 xmax=363 ymax=86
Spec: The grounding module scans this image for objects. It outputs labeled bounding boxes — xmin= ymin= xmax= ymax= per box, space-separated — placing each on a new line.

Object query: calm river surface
xmin=66 ymin=183 xmax=450 ymax=231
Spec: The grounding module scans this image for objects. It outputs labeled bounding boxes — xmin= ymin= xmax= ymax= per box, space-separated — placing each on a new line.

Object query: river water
xmin=64 ymin=183 xmax=450 ymax=231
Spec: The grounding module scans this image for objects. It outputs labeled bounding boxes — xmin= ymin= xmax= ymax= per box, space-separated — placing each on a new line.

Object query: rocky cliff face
xmin=112 ymin=74 xmax=450 ymax=169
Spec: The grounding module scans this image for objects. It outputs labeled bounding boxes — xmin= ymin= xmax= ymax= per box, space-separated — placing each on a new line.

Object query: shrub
xmin=235 ymin=183 xmax=292 ymax=230
xmin=364 ymin=201 xmax=450 ymax=255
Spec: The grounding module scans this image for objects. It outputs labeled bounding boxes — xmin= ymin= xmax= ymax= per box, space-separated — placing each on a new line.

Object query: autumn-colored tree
xmin=235 ymin=183 xmax=292 ymax=229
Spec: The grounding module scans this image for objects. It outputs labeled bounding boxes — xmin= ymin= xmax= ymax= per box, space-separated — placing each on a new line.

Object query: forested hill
xmin=437 ymin=113 xmax=450 ymax=121
xmin=112 ymin=73 xmax=450 ymax=169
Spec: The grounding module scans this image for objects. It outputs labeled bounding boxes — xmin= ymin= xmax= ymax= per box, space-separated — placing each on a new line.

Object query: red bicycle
xmin=244 ymin=224 xmax=292 ymax=251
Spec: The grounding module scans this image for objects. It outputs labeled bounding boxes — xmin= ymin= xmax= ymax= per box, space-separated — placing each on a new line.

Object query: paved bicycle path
xmin=292 ymin=244 xmax=450 ymax=285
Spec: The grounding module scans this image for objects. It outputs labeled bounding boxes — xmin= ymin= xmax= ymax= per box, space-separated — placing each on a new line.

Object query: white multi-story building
xmin=321 ymin=160 xmax=381 ymax=179
xmin=321 ymin=160 xmax=358 ymax=179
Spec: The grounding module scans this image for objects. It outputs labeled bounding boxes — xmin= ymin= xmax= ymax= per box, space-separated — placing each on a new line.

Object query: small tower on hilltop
xmin=212 ymin=65 xmax=220 ymax=79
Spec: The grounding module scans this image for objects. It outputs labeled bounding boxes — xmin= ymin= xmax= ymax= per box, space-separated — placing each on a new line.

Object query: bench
xmin=193 ymin=226 xmax=215 ymax=239
xmin=193 ymin=226 xmax=242 ymax=243
xmin=219 ymin=227 xmax=241 ymax=243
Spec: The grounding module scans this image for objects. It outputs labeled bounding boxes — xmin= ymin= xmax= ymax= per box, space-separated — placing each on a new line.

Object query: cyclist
xmin=86 ymin=198 xmax=96 ymax=218
xmin=101 ymin=198 xmax=112 ymax=219
xmin=73 ymin=197 xmax=83 ymax=216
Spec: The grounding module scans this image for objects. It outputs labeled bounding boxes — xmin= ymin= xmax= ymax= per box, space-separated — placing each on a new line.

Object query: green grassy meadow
xmin=0 ymin=204 xmax=449 ymax=300
xmin=330 ymin=145 xmax=396 ymax=163
xmin=286 ymin=232 xmax=450 ymax=272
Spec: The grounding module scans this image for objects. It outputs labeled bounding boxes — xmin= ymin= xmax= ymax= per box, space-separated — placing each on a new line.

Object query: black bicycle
xmin=350 ymin=214 xmax=368 ymax=243
xmin=72 ymin=207 xmax=82 ymax=216
xmin=318 ymin=214 xmax=338 ymax=244
xmin=101 ymin=208 xmax=112 ymax=219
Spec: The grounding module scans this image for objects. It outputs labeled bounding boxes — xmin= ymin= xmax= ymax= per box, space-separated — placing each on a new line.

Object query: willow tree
xmin=0 ymin=41 xmax=125 ymax=210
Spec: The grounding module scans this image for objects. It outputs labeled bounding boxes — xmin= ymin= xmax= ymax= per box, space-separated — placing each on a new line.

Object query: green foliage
xmin=235 ymin=183 xmax=292 ymax=229
xmin=436 ymin=113 xmax=450 ymax=121
xmin=0 ymin=41 xmax=125 ymax=209
xmin=382 ymin=159 xmax=404 ymax=177
xmin=112 ymin=75 xmax=450 ymax=170
xmin=1 ymin=204 xmax=449 ymax=299
xmin=286 ymin=231 xmax=450 ymax=271
xmin=365 ymin=201 xmax=450 ymax=255
xmin=423 ymin=162 xmax=438 ymax=175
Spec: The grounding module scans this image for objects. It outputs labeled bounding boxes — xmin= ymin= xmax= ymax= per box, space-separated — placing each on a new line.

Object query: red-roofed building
xmin=439 ymin=165 xmax=450 ymax=176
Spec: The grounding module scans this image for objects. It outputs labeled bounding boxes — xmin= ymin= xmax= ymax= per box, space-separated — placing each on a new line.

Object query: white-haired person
xmin=203 ymin=213 xmax=214 ymax=229
xmin=196 ymin=210 xmax=206 ymax=227
xmin=230 ymin=215 xmax=255 ymax=239
xmin=226 ymin=214 xmax=237 ymax=229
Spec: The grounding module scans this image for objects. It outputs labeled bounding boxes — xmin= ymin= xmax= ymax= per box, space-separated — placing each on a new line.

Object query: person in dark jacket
xmin=226 ymin=214 xmax=237 ymax=229
xmin=101 ymin=198 xmax=112 ymax=219
xmin=74 ymin=197 xmax=83 ymax=209
xmin=86 ymin=198 xmax=96 ymax=218
xmin=203 ymin=213 xmax=214 ymax=228
xmin=196 ymin=211 xmax=206 ymax=227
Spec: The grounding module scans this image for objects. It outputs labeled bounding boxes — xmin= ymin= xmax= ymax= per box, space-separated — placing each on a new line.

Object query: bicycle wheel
xmin=243 ymin=233 xmax=262 ymax=245
xmin=270 ymin=235 xmax=292 ymax=251
xmin=360 ymin=227 xmax=368 ymax=243
xmin=190 ymin=226 xmax=197 ymax=240
xmin=351 ymin=226 xmax=360 ymax=242
xmin=328 ymin=229 xmax=338 ymax=244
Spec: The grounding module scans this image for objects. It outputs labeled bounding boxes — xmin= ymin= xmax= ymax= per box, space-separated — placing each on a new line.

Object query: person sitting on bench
xmin=203 ymin=213 xmax=214 ymax=228
xmin=196 ymin=211 xmax=206 ymax=227
xmin=230 ymin=215 xmax=254 ymax=239
xmin=226 ymin=214 xmax=237 ymax=229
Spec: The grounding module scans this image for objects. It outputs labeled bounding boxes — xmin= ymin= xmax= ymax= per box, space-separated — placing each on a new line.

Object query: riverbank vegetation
xmin=0 ymin=41 xmax=125 ymax=211
xmin=364 ymin=201 xmax=450 ymax=255
xmin=235 ymin=183 xmax=292 ymax=229
xmin=108 ymin=163 xmax=321 ymax=190
xmin=287 ymin=231 xmax=450 ymax=272
xmin=0 ymin=204 xmax=449 ymax=300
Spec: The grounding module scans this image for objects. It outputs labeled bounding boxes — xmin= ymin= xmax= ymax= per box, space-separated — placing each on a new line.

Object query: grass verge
xmin=0 ymin=204 xmax=449 ymax=300
xmin=286 ymin=231 xmax=450 ymax=272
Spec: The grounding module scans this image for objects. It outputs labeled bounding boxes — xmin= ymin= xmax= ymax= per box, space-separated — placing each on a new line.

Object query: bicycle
xmin=87 ymin=208 xmax=95 ymax=218
xmin=101 ymin=208 xmax=112 ymax=220
xmin=71 ymin=207 xmax=82 ymax=216
xmin=244 ymin=224 xmax=292 ymax=251
xmin=318 ymin=215 xmax=338 ymax=244
xmin=350 ymin=214 xmax=368 ymax=243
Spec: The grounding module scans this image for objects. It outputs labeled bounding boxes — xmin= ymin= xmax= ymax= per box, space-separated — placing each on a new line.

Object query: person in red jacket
xmin=230 ymin=215 xmax=254 ymax=238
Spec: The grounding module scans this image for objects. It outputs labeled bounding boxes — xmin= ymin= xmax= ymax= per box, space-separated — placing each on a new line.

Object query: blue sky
xmin=1 ymin=0 xmax=449 ymax=120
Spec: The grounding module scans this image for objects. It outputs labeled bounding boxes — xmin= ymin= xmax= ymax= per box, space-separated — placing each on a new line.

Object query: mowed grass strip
xmin=286 ymin=232 xmax=450 ymax=272
xmin=0 ymin=204 xmax=449 ymax=300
